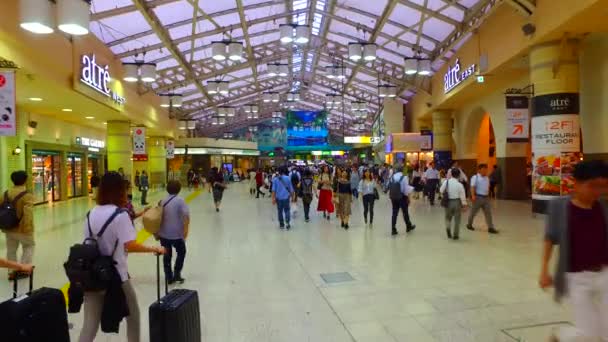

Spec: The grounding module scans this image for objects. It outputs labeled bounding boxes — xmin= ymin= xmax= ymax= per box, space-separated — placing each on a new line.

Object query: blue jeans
xmin=159 ymin=238 xmax=187 ymax=281
xmin=276 ymin=199 xmax=290 ymax=226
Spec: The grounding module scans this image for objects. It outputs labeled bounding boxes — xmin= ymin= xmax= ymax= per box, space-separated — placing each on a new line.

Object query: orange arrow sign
xmin=512 ymin=124 xmax=524 ymax=135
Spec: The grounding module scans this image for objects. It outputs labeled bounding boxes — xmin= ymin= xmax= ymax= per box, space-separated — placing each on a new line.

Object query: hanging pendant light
xmin=294 ymin=25 xmax=310 ymax=44
xmin=272 ymin=93 xmax=280 ymax=103
xmin=251 ymin=104 xmax=259 ymax=113
xmin=228 ymin=42 xmax=243 ymax=61
xmin=227 ymin=107 xmax=236 ymax=117
xmin=218 ymin=81 xmax=229 ymax=95
xmin=267 ymin=64 xmax=278 ymax=77
xmin=263 ymin=92 xmax=272 ymax=103
xmin=171 ymin=94 xmax=183 ymax=107
xmin=123 ymin=63 xmax=139 ymax=83
xmin=363 ymin=44 xmax=377 ymax=61
xmin=178 ymin=121 xmax=187 ymax=130
xmin=211 ymin=42 xmax=227 ymax=61
xmin=57 ymin=0 xmax=90 ymax=36
xmin=19 ymin=0 xmax=55 ymax=34
xmin=348 ymin=43 xmax=363 ymax=61
xmin=280 ymin=24 xmax=294 ymax=44
xmin=139 ymin=63 xmax=157 ymax=83
xmin=160 ymin=95 xmax=171 ymax=108
xmin=187 ymin=120 xmax=196 ymax=130
xmin=404 ymin=58 xmax=419 ymax=75
xmin=418 ymin=59 xmax=432 ymax=76
xmin=207 ymin=81 xmax=218 ymax=94
xmin=278 ymin=64 xmax=289 ymax=77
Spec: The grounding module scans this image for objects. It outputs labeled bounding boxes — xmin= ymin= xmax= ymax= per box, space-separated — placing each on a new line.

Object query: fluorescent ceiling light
xmin=85 ymin=116 xmax=94 ymax=119
xmin=57 ymin=0 xmax=90 ymax=35
xmin=28 ymin=97 xmax=42 ymax=101
xmin=62 ymin=108 xmax=72 ymax=112
xmin=19 ymin=0 xmax=55 ymax=34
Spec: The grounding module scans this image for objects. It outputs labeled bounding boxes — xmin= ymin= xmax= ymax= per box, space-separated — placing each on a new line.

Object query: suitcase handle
xmin=12 ymin=269 xmax=34 ymax=299
xmin=156 ymin=254 xmax=168 ymax=302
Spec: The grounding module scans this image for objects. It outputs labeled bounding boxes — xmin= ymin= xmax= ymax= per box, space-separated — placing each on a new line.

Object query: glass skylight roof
xmin=89 ymin=0 xmax=496 ymax=134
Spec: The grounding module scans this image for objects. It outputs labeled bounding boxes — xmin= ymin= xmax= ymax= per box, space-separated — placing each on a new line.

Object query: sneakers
xmin=344 ymin=224 xmax=349 ymax=230
xmin=216 ymin=208 xmax=220 ymax=212
xmin=391 ymin=228 xmax=398 ymax=236
xmin=406 ymin=225 xmax=416 ymax=233
xmin=286 ymin=224 xmax=291 ymax=230
xmin=446 ymin=229 xmax=452 ymax=239
xmin=280 ymin=224 xmax=285 ymax=230
xmin=488 ymin=228 xmax=499 ymax=234
xmin=466 ymin=225 xmax=475 ymax=231
xmin=173 ymin=276 xmax=185 ymax=284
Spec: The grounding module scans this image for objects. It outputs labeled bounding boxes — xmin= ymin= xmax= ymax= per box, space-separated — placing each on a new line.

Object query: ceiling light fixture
xmin=279 ymin=24 xmax=310 ymax=45
xmin=57 ymin=0 xmax=90 ymax=36
xmin=325 ymin=65 xmax=346 ymax=79
xmin=62 ymin=108 xmax=72 ymax=112
xmin=348 ymin=43 xmax=377 ymax=62
xmin=19 ymin=0 xmax=55 ymax=34
xmin=404 ymin=57 xmax=433 ymax=76
xmin=28 ymin=97 xmax=43 ymax=101
xmin=158 ymin=93 xmax=183 ymax=108
xmin=85 ymin=116 xmax=94 ymax=119
xmin=267 ymin=63 xmax=289 ymax=77
xmin=122 ymin=62 xmax=157 ymax=83
xmin=378 ymin=84 xmax=397 ymax=98
xmin=211 ymin=40 xmax=244 ymax=62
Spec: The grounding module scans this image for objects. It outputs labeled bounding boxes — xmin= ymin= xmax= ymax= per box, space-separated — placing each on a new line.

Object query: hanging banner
xmin=166 ymin=140 xmax=175 ymax=159
xmin=420 ymin=129 xmax=433 ymax=151
xmin=506 ymin=96 xmax=530 ymax=142
xmin=0 ymin=70 xmax=17 ymax=136
xmin=133 ymin=127 xmax=146 ymax=155
xmin=531 ymin=93 xmax=581 ymax=203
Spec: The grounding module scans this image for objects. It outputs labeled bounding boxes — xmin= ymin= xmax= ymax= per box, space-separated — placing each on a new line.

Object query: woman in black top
xmin=209 ymin=167 xmax=226 ymax=212
xmin=336 ymin=169 xmax=352 ymax=229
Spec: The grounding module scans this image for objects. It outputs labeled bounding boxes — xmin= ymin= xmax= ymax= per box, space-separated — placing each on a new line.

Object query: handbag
xmin=373 ymin=187 xmax=380 ymax=200
xmin=440 ymin=180 xmax=450 ymax=208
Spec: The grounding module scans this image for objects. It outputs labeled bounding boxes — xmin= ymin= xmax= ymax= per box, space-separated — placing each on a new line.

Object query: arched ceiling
xmin=90 ymin=0 xmax=498 ymax=136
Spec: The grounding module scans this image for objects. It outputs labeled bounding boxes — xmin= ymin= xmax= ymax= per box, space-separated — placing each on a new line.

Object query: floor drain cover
xmin=320 ymin=272 xmax=355 ymax=284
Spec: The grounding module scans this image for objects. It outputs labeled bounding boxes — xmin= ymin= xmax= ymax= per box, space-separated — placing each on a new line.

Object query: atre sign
xmin=444 ymin=59 xmax=476 ymax=94
xmin=79 ymin=54 xmax=126 ymax=106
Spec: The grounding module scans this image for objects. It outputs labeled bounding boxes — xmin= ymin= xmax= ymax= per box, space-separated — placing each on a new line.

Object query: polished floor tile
xmin=0 ymin=184 xmax=570 ymax=341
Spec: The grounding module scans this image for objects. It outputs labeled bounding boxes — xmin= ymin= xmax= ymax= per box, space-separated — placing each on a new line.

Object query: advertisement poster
xmin=420 ymin=129 xmax=433 ymax=151
xmin=286 ymin=110 xmax=329 ymax=148
xmin=531 ymin=93 xmax=580 ymax=200
xmin=166 ymin=140 xmax=175 ymax=159
xmin=0 ymin=71 xmax=16 ymax=136
xmin=505 ymin=96 xmax=530 ymax=142
xmin=133 ymin=127 xmax=146 ymax=155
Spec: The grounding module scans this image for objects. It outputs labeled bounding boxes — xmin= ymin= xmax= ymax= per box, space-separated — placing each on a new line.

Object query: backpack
xmin=301 ymin=178 xmax=314 ymax=196
xmin=142 ymin=195 xmax=177 ymax=235
xmin=0 ymin=191 xmax=28 ymax=231
xmin=389 ymin=176 xmax=405 ymax=201
xmin=64 ymin=208 xmax=125 ymax=291
xmin=291 ymin=172 xmax=299 ymax=186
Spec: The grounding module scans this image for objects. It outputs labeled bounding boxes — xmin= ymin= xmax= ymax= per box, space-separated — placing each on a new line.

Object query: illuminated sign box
xmin=344 ymin=136 xmax=381 ymax=144
xmin=174 ymin=148 xmax=260 ymax=156
xmin=444 ymin=59 xmax=476 ymax=94
xmin=75 ymin=137 xmax=105 ymax=149
xmin=311 ymin=150 xmax=344 ymax=156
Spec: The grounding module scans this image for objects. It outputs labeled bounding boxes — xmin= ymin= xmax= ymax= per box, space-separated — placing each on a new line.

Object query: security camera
xmin=522 ymin=23 xmax=536 ymax=36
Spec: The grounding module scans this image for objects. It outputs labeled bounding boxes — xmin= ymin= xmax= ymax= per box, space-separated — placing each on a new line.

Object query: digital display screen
xmin=287 ymin=110 xmax=329 ymax=148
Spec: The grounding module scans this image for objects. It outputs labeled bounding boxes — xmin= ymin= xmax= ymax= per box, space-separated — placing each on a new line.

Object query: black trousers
xmin=362 ymin=194 xmax=375 ymax=223
xmin=426 ymin=179 xmax=439 ymax=204
xmin=160 ymin=238 xmax=187 ymax=281
xmin=140 ymin=189 xmax=148 ymax=205
xmin=391 ymin=197 xmax=413 ymax=230
xmin=256 ymin=185 xmax=265 ymax=198
xmin=302 ymin=194 xmax=313 ymax=220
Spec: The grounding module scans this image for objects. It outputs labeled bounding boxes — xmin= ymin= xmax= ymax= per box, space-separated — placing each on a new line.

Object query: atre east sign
xmin=444 ymin=59 xmax=476 ymax=94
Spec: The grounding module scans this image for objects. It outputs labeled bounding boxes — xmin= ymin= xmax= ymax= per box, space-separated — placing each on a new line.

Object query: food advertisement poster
xmin=0 ymin=71 xmax=16 ymax=136
xmin=531 ymin=93 xmax=580 ymax=200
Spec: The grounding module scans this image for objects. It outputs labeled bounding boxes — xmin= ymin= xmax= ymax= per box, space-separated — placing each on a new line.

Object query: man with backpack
xmin=299 ymin=169 xmax=315 ymax=222
xmin=272 ymin=167 xmax=295 ymax=230
xmin=0 ymin=171 xmax=34 ymax=280
xmin=389 ymin=165 xmax=416 ymax=236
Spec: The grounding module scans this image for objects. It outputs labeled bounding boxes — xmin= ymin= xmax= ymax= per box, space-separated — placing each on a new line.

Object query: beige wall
xmin=580 ymin=33 xmax=608 ymax=155
xmin=175 ymin=137 xmax=258 ymax=150
xmin=383 ymin=99 xmax=404 ymax=136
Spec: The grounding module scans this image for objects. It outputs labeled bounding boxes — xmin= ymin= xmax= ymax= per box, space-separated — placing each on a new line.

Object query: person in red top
xmin=540 ymin=160 xmax=608 ymax=341
xmin=255 ymin=169 xmax=266 ymax=199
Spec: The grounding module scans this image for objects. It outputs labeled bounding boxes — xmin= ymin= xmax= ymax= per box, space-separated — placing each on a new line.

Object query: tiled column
xmin=148 ymin=137 xmax=167 ymax=189
xmin=530 ymin=39 xmax=580 ymax=213
xmin=432 ymin=110 xmax=453 ymax=170
xmin=106 ymin=120 xmax=133 ymax=180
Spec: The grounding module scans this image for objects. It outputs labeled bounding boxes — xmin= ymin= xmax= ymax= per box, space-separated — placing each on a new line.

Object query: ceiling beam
xmin=397 ymin=0 xmax=459 ymax=26
xmin=131 ymin=0 xmax=214 ymax=106
xmin=236 ymin=0 xmax=260 ymax=93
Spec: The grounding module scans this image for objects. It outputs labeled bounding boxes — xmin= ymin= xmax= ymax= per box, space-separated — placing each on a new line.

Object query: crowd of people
xmin=3 ymin=158 xmax=608 ymax=341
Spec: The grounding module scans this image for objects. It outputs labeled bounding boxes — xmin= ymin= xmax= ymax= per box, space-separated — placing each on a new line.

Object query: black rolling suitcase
xmin=0 ymin=271 xmax=70 ymax=342
xmin=149 ymin=255 xmax=201 ymax=342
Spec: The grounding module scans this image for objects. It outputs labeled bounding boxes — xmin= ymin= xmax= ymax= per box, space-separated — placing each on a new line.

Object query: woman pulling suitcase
xmin=78 ymin=171 xmax=165 ymax=342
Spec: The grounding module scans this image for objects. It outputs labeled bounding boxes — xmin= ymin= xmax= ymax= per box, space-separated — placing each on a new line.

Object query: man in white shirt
xmin=440 ymin=168 xmax=468 ymax=240
xmin=423 ymin=162 xmax=440 ymax=205
xmin=389 ymin=165 xmax=416 ymax=236
xmin=467 ymin=164 xmax=499 ymax=234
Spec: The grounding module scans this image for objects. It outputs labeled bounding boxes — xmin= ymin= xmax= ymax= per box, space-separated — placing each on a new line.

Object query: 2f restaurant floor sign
xmin=532 ymin=93 xmax=580 ymax=152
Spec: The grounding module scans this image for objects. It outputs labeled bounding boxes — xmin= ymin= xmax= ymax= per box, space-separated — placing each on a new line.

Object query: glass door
xmin=67 ymin=153 xmax=83 ymax=198
xmin=31 ymin=151 xmax=61 ymax=204
xmin=87 ymin=155 xmax=99 ymax=194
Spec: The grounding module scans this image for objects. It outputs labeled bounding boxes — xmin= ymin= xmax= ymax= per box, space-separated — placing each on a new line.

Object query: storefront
xmin=384 ymin=133 xmax=434 ymax=169
xmin=170 ymin=147 xmax=260 ymax=179
xmin=25 ymin=133 xmax=106 ymax=204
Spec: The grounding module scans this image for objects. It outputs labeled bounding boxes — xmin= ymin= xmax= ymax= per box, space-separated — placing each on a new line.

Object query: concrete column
xmin=580 ymin=33 xmax=608 ymax=160
xmin=148 ymin=136 xmax=167 ymax=189
xmin=106 ymin=120 xmax=132 ymax=180
xmin=432 ymin=110 xmax=453 ymax=170
xmin=530 ymin=39 xmax=580 ymax=213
